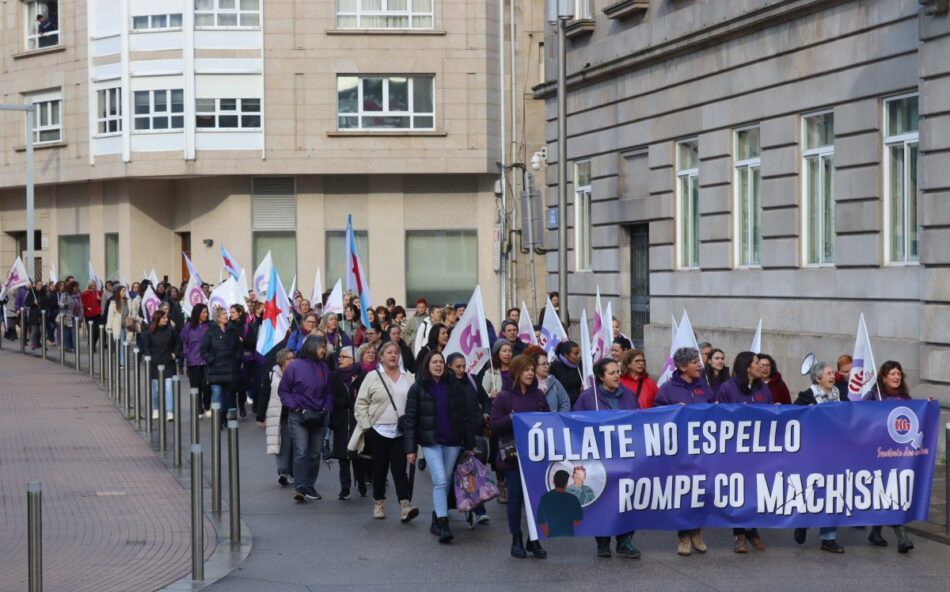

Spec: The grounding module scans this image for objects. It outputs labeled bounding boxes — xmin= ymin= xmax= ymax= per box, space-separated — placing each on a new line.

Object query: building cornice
xmin=533 ymin=0 xmax=853 ymax=99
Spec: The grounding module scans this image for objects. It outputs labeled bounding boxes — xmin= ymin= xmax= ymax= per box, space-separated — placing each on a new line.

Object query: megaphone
xmin=800 ymin=353 xmax=817 ymax=376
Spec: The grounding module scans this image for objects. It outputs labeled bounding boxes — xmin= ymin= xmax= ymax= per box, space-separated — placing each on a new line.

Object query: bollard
xmin=28 ymin=481 xmax=42 ymax=592
xmin=144 ymin=357 xmax=153 ymax=437
xmin=125 ymin=342 xmax=134 ymax=418
xmin=87 ymin=321 xmax=94 ymax=378
xmin=190 ymin=388 xmax=200 ymax=446
xmin=133 ymin=348 xmax=142 ymax=428
xmin=58 ymin=314 xmax=65 ymax=365
xmin=211 ymin=402 xmax=221 ymax=513
xmin=73 ymin=317 xmax=80 ymax=371
xmin=228 ymin=419 xmax=241 ymax=543
xmin=946 ymin=422 xmax=949 ymax=535
xmin=119 ymin=344 xmax=128 ymax=415
xmin=191 ymin=444 xmax=204 ymax=582
xmin=40 ymin=310 xmax=47 ymax=359
xmin=158 ymin=365 xmax=167 ymax=451
xmin=20 ymin=308 xmax=26 ymax=353
xmin=173 ymin=376 xmax=182 ymax=468
xmin=106 ymin=330 xmax=115 ymax=398
xmin=98 ymin=325 xmax=106 ymax=384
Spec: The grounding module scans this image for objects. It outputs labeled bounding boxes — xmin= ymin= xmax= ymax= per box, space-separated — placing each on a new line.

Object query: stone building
xmin=538 ymin=0 xmax=950 ymax=400
xmin=0 ymin=0 xmax=548 ymax=316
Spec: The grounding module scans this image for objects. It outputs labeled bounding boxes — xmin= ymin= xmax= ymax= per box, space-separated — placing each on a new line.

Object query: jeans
xmin=288 ymin=411 xmax=327 ymax=494
xmin=819 ymin=527 xmax=837 ymax=541
xmin=276 ymin=421 xmax=294 ymax=476
xmin=150 ymin=376 xmax=174 ymax=413
xmin=63 ymin=325 xmax=74 ymax=350
xmin=210 ymin=383 xmax=236 ymax=414
xmin=421 ymin=444 xmax=462 ymax=518
xmin=503 ymin=468 xmax=526 ymax=537
xmin=366 ymin=429 xmax=412 ymax=501
xmin=115 ymin=329 xmax=127 ymax=366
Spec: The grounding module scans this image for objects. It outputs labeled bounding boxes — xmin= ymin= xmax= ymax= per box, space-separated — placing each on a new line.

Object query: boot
xmin=430 ymin=511 xmax=440 ymax=536
xmin=690 ymin=529 xmax=707 ymax=553
xmin=525 ymin=539 xmax=547 ymax=559
xmin=596 ymin=537 xmax=612 ymax=558
xmin=399 ymin=499 xmax=419 ymax=523
xmin=373 ymin=499 xmax=385 ymax=519
xmin=868 ymin=526 xmax=888 ymax=547
xmin=437 ymin=517 xmax=454 ymax=544
xmin=677 ymin=535 xmax=692 ymax=556
xmin=734 ymin=534 xmax=749 ymax=554
xmin=894 ymin=526 xmax=914 ymax=553
xmin=511 ymin=534 xmax=527 ymax=559
xmin=616 ymin=534 xmax=641 ymax=559
xmin=749 ymin=532 xmax=766 ymax=551
xmin=498 ymin=480 xmax=508 ymax=504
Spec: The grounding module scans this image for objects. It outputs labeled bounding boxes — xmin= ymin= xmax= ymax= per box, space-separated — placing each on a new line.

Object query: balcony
xmin=602 ymin=0 xmax=648 ymax=20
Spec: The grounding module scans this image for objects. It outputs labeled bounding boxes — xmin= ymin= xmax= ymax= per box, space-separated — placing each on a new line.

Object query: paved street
xmin=1 ymin=344 xmax=949 ymax=592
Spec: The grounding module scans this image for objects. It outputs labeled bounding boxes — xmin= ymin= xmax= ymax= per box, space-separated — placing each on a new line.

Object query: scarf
xmin=557 ymin=354 xmax=578 ymax=369
xmin=359 ymin=361 xmax=376 ymax=372
xmin=335 ymin=362 xmax=361 ymax=385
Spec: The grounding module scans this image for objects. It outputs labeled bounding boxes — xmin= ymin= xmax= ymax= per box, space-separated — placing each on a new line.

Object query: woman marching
xmin=181 ymin=303 xmax=211 ymax=416
xmin=265 ymin=348 xmax=296 ymax=487
xmin=330 ymin=345 xmax=371 ymax=499
xmin=142 ymin=309 xmax=181 ymax=421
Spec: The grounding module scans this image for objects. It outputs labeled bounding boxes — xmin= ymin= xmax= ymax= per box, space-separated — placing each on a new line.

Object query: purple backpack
xmin=454 ymin=450 xmax=500 ymax=512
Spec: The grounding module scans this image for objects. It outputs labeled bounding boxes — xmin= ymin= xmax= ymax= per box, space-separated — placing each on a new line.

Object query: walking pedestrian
xmin=142 ymin=309 xmax=180 ymax=421
xmin=265 ymin=348 xmax=296 ymax=487
xmin=105 ymin=285 xmax=130 ymax=366
xmin=446 ymin=352 xmax=492 ymax=528
xmin=288 ymin=312 xmax=318 ymax=353
xmin=181 ymin=303 xmax=211 ymax=416
xmin=353 ymin=340 xmax=419 ymax=522
xmin=532 ymin=348 xmax=570 ymax=412
xmin=331 ymin=345 xmax=370 ymax=499
xmin=415 ymin=322 xmax=448 ymax=369
xmin=489 ymin=354 xmax=549 ymax=559
xmin=320 ymin=311 xmax=352 ymax=354
xmin=201 ymin=306 xmax=243 ymax=420
xmin=550 ymin=340 xmax=584 ymax=405
xmin=388 ymin=324 xmax=416 ymax=373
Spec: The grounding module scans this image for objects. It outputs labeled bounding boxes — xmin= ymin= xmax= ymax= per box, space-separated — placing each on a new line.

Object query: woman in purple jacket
xmin=715 ymin=351 xmax=771 ymax=553
xmin=654 ymin=347 xmax=713 ymax=556
xmin=279 ymin=335 xmax=334 ymax=503
xmin=573 ymin=358 xmax=641 ymax=560
xmin=489 ymin=354 xmax=550 ymax=560
xmin=181 ymin=304 xmax=211 ymax=416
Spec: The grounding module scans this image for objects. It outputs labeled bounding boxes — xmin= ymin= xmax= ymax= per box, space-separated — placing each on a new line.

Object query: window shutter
xmin=252 ymin=177 xmax=296 ymax=231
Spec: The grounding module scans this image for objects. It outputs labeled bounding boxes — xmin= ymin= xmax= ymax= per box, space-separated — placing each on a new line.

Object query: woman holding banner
xmin=654 ymin=347 xmax=714 ymax=556
xmin=489 ymin=354 xmax=550 ymax=559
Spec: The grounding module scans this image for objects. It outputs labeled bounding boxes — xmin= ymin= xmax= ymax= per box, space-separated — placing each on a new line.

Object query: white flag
xmin=750 ymin=319 xmax=762 ymax=354
xmin=311 ymin=269 xmax=323 ymax=306
xmin=539 ymin=296 xmax=568 ymax=360
xmin=0 ymin=257 xmax=31 ymax=299
xmin=324 ymin=279 xmax=344 ymax=316
xmin=656 ymin=310 xmax=704 ymax=386
xmin=181 ymin=273 xmax=208 ymax=318
xmin=579 ymin=309 xmax=595 ymax=391
xmin=89 ymin=261 xmax=103 ymax=290
xmin=148 ymin=269 xmax=159 ymax=287
xmin=591 ymin=287 xmax=606 ymax=361
xmin=237 ymin=268 xmax=250 ymax=301
xmin=518 ymin=301 xmax=537 ymax=345
xmin=182 ymin=252 xmax=202 ymax=283
xmin=603 ymin=301 xmax=614 ymax=355
xmin=252 ymin=251 xmax=273 ymax=300
xmin=141 ymin=286 xmax=161 ymax=324
xmin=847 ymin=313 xmax=878 ymax=401
xmin=49 ymin=263 xmax=58 ymax=283
xmin=672 ymin=314 xmax=678 ymax=335
xmin=287 ymin=275 xmax=297 ymax=301
xmin=443 ymin=285 xmax=491 ymax=375
xmin=209 ymin=277 xmax=244 ymax=313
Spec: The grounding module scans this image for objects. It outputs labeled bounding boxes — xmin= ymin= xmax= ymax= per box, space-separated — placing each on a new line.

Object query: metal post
xmin=173 ymin=376 xmax=182 ymax=467
xmin=945 ymin=422 xmax=949 ymax=535
xmin=27 ymin=481 xmax=42 ymax=592
xmin=119 ymin=343 xmax=128 ymax=415
xmin=133 ymin=348 xmax=141 ymax=428
xmin=20 ymin=308 xmax=26 ymax=353
xmin=158 ymin=365 xmax=167 ymax=451
xmin=190 ymin=388 xmax=200 ymax=446
xmin=556 ymin=15 xmax=569 ymax=327
xmin=40 ymin=310 xmax=47 ymax=359
xmin=25 ymin=99 xmax=36 ymax=276
xmin=124 ymin=342 xmax=133 ymax=417
xmin=58 ymin=313 xmax=65 ymax=365
xmin=227 ymin=419 xmax=241 ymax=543
xmin=98 ymin=325 xmax=106 ymax=384
xmin=73 ymin=317 xmax=80 ymax=371
xmin=87 ymin=321 xmax=94 ymax=378
xmin=144 ymin=356 xmax=153 ymax=437
xmin=191 ymin=444 xmax=204 ymax=582
xmin=211 ymin=402 xmax=221 ymax=513
xmin=105 ymin=329 xmax=113 ymax=395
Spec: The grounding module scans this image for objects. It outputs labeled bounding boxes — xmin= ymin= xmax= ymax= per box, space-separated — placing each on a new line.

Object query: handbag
xmin=298 ymin=409 xmax=327 ymax=428
xmin=376 ymin=369 xmax=406 ymax=433
xmin=454 ymin=450 xmax=500 ymax=512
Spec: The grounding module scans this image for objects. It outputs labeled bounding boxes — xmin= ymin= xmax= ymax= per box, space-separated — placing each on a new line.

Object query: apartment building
xmin=538 ymin=0 xmax=950 ymax=400
xmin=0 ymin=0 xmax=548 ymax=315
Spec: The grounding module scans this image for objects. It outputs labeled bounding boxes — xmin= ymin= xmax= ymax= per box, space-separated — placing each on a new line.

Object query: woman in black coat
xmin=550 ymin=340 xmax=584 ymax=405
xmin=330 ymin=345 xmax=370 ymax=499
xmin=142 ymin=310 xmax=181 ymax=421
xmin=403 ymin=351 xmax=478 ymax=543
xmin=201 ymin=306 xmax=243 ymax=420
xmin=447 ymin=352 xmax=492 ymax=527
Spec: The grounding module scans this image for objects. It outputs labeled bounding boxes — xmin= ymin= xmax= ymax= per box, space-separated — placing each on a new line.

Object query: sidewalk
xmin=0 ymin=348 xmax=215 ymax=592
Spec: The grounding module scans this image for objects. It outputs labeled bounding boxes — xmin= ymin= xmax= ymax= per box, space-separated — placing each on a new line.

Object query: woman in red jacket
xmin=757 ymin=354 xmax=791 ymax=404
xmin=619 ymin=349 xmax=659 ymax=408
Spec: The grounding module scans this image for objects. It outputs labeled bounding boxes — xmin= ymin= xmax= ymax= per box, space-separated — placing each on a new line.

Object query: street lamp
xmin=547 ymin=1 xmax=573 ymax=326
xmin=0 ymin=100 xmax=36 ymax=277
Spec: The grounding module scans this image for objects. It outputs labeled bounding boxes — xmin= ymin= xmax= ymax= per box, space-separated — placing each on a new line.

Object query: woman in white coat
xmin=265 ymin=348 xmax=296 ymax=487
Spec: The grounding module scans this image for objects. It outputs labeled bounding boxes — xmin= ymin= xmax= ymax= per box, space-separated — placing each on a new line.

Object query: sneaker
xmin=677 ymin=536 xmax=692 ymax=556
xmin=821 ymin=539 xmax=845 ymax=554
xmin=287 ymin=475 xmax=295 ymax=484
xmin=152 ymin=410 xmax=160 ymax=420
xmin=338 ymin=489 xmax=351 ymax=500
xmin=794 ymin=528 xmax=807 ymax=545
xmin=304 ymin=491 xmax=321 ymax=501
xmin=203 ymin=410 xmax=212 ymax=419
xmin=166 ymin=413 xmax=174 ymax=422
xmin=278 ymin=474 xmax=290 ymax=487
xmin=466 ymin=512 xmax=476 ymax=530
xmin=476 ymin=512 xmax=491 ymax=525
xmin=293 ymin=490 xmax=305 ymax=503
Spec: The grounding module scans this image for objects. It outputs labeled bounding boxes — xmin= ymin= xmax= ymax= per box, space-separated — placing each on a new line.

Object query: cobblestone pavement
xmin=0 ymin=348 xmax=214 ymax=592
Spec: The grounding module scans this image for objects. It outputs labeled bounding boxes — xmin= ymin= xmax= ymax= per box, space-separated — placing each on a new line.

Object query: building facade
xmin=539 ymin=0 xmax=950 ymax=401
xmin=0 ymin=0 xmax=548 ymax=316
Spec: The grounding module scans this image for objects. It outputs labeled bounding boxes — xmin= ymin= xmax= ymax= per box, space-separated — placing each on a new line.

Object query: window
xmin=337 ymin=75 xmax=434 ymax=130
xmin=196 ymin=98 xmax=261 ymax=129
xmin=802 ymin=112 xmax=835 ymax=266
xmin=133 ymin=89 xmax=184 ymax=131
xmin=574 ymin=161 xmax=592 ymax=271
xmin=676 ymin=139 xmax=700 ymax=269
xmin=96 ymin=88 xmax=121 ymax=135
xmin=132 ymin=13 xmax=183 ymax=30
xmin=406 ymin=230 xmax=477 ymax=305
xmin=29 ymin=92 xmax=62 ymax=144
xmin=25 ymin=1 xmax=59 ymax=50
xmin=195 ymin=0 xmax=260 ymax=28
xmin=336 ymin=0 xmax=433 ymax=29
xmin=105 ymin=233 xmax=119 ymax=281
xmin=734 ymin=126 xmax=762 ymax=267
xmin=58 ymin=235 xmax=90 ymax=286
xmin=574 ymin=0 xmax=593 ymax=19
xmin=884 ymin=94 xmax=920 ymax=264
xmin=254 ymin=233 xmax=296 ymax=285
xmin=326 ymin=230 xmax=369 ymax=288
xmin=252 ymin=177 xmax=297 ymax=282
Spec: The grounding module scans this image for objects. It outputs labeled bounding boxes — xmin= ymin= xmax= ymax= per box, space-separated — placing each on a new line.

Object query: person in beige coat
xmin=105 ymin=285 xmax=130 ymax=366
xmin=265 ymin=348 xmax=296 ymax=487
xmin=353 ymin=341 xmax=419 ymax=522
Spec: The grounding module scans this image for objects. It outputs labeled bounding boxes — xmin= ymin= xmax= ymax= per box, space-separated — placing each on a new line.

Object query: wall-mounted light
xmin=203 ymin=239 xmax=214 ymax=247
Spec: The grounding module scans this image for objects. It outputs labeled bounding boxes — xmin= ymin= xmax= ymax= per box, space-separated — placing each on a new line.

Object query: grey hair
xmin=697 ymin=341 xmax=712 ymax=350
xmin=275 ymin=348 xmax=294 ymax=367
xmin=809 ymin=361 xmax=831 ymax=385
xmin=337 ymin=345 xmax=356 ymax=360
xmin=379 ymin=340 xmax=401 ymax=357
xmin=672 ymin=347 xmax=700 ymax=370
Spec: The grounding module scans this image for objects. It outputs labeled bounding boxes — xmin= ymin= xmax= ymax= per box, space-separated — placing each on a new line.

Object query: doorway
xmin=180 ymin=232 xmax=191 ymax=281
